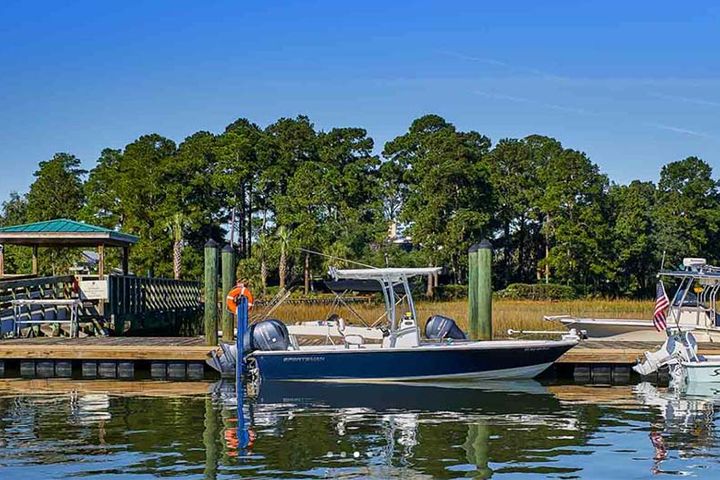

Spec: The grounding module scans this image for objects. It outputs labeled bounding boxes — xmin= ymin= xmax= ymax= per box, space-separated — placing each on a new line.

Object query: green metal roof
xmin=0 ymin=219 xmax=138 ymax=246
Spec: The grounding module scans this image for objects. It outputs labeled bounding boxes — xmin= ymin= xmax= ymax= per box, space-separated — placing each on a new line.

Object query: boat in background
xmin=209 ymin=267 xmax=578 ymax=382
xmin=546 ymin=258 xmax=720 ymax=342
xmin=635 ymin=329 xmax=720 ymax=385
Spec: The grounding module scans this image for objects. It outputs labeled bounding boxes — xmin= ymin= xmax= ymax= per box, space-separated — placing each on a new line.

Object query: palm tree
xmin=277 ymin=226 xmax=290 ymax=290
xmin=167 ymin=213 xmax=185 ymax=280
xmin=257 ymin=234 xmax=268 ymax=296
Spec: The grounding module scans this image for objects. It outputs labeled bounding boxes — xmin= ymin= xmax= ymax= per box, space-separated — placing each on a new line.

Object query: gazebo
xmin=0 ymin=219 xmax=138 ymax=278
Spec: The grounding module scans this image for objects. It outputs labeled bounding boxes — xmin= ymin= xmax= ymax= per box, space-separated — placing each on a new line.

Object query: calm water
xmin=0 ymin=379 xmax=719 ymax=479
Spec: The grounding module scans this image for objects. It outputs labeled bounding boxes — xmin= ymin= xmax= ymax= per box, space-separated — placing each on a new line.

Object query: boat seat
xmin=337 ymin=317 xmax=365 ymax=349
xmin=343 ymin=335 xmax=365 ymax=348
xmin=288 ymin=334 xmax=300 ymax=350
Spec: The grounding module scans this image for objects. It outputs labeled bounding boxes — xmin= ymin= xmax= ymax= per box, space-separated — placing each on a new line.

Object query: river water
xmin=0 ymin=379 xmax=718 ymax=479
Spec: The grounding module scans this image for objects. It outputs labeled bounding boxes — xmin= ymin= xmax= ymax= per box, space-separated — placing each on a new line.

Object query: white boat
xmin=208 ymin=267 xmax=579 ymax=382
xmin=634 ymin=329 xmax=720 ymax=385
xmin=546 ymin=257 xmax=720 ymax=342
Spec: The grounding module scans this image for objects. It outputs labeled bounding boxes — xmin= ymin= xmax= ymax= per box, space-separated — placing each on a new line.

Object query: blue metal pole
xmin=236 ymin=295 xmax=249 ymax=449
xmin=236 ymin=295 xmax=247 ymax=380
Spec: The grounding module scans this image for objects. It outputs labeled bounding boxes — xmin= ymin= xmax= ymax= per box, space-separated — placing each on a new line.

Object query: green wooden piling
xmin=463 ymin=423 xmax=492 ymax=479
xmin=467 ymin=245 xmax=479 ymax=339
xmin=204 ymin=239 xmax=219 ymax=346
xmin=477 ymin=240 xmax=493 ymax=340
xmin=221 ymin=245 xmax=236 ymax=343
xmin=203 ymin=397 xmax=219 ymax=479
xmin=468 ymin=240 xmax=493 ymax=340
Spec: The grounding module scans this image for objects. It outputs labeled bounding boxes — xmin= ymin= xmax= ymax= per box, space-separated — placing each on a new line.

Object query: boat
xmin=546 ymin=257 xmax=720 ymax=342
xmin=634 ymin=329 xmax=720 ymax=384
xmin=208 ymin=267 xmax=578 ymax=383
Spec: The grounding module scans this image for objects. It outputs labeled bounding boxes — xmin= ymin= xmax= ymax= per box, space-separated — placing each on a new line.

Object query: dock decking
xmin=0 ymin=336 xmax=212 ymax=361
xmin=558 ymin=340 xmax=720 ymax=364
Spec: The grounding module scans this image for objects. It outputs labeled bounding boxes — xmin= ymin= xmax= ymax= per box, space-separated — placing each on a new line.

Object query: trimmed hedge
xmin=496 ymin=283 xmax=576 ymax=300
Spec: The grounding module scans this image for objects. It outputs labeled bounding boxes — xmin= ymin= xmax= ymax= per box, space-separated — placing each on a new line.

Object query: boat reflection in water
xmin=2 ymin=378 xmax=720 ymax=478
xmin=216 ymin=379 xmax=587 ymax=478
xmin=633 ymin=381 xmax=719 ymax=476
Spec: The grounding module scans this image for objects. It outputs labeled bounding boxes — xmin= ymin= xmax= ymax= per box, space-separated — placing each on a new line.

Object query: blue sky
xmin=0 ymin=1 xmax=718 ymax=201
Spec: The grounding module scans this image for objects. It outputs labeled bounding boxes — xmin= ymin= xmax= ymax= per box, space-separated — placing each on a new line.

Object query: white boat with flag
xmin=208 ymin=267 xmax=579 ymax=383
xmin=546 ymin=258 xmax=720 ymax=342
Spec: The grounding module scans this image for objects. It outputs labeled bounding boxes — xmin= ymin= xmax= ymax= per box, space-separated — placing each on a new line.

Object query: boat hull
xmin=553 ymin=317 xmax=720 ymax=342
xmin=683 ymin=356 xmax=720 ymax=383
xmin=250 ymin=340 xmax=576 ymax=382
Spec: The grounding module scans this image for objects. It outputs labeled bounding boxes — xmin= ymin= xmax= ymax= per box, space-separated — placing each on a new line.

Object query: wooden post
xmin=477 ymin=240 xmax=493 ymax=340
xmin=468 ymin=245 xmax=479 ymax=339
xmin=32 ymin=245 xmax=38 ymax=275
xmin=122 ymin=247 xmax=129 ymax=275
xmin=204 ymin=239 xmax=219 ymax=346
xmin=464 ymin=423 xmax=492 ymax=479
xmin=98 ymin=244 xmax=105 ymax=278
xmin=221 ymin=245 xmax=236 ymax=343
xmin=468 ymin=240 xmax=493 ymax=340
xmin=203 ymin=397 xmax=219 ymax=479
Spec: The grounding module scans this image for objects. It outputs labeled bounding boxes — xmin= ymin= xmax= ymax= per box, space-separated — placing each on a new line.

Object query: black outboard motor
xmin=424 ymin=315 xmax=467 ymax=340
xmin=244 ymin=319 xmax=291 ymax=352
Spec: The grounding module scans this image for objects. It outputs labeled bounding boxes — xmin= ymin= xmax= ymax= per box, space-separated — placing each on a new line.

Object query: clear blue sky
xmin=1 ymin=1 xmax=718 ymax=201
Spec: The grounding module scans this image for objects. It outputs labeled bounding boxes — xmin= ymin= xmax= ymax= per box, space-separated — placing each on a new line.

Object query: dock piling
xmin=221 ymin=245 xmax=236 ymax=343
xmin=468 ymin=246 xmax=479 ymax=339
xmin=468 ymin=240 xmax=493 ymax=340
xmin=204 ymin=239 xmax=219 ymax=346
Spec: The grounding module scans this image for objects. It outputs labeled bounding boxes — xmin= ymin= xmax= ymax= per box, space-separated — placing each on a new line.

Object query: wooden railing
xmin=0 ymin=276 xmax=76 ymax=336
xmin=107 ymin=275 xmax=202 ymax=336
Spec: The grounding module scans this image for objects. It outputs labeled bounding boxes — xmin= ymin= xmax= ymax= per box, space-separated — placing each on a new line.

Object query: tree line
xmin=1 ymin=114 xmax=718 ymax=297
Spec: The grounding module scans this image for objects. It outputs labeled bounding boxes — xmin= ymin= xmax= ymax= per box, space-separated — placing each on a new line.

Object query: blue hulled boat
xmin=209 ymin=267 xmax=578 ymax=383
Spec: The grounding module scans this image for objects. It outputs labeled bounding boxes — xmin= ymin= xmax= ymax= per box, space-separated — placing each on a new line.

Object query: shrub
xmin=433 ymin=284 xmax=468 ymax=300
xmin=496 ymin=283 xmax=576 ymax=300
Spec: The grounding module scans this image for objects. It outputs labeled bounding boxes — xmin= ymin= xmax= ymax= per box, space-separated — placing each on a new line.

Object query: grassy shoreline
xmin=262 ymin=299 xmax=654 ymax=337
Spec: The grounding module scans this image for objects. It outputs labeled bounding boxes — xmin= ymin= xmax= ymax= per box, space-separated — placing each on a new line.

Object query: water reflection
xmin=0 ymin=379 xmax=718 ymax=478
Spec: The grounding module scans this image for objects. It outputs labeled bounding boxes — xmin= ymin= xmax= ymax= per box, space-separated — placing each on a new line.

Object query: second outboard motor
xmin=244 ymin=319 xmax=291 ymax=352
xmin=425 ymin=315 xmax=467 ymax=340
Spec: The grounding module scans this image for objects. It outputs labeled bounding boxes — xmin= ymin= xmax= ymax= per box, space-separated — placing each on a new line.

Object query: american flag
xmin=653 ymin=282 xmax=670 ymax=332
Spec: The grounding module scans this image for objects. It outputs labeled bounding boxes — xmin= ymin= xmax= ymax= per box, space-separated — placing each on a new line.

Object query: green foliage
xmin=383 ymin=115 xmax=493 ymax=282
xmin=433 ymin=284 xmax=468 ymax=300
xmin=654 ymin=156 xmax=720 ymax=265
xmin=496 ymin=283 xmax=576 ymax=300
xmin=0 ymin=192 xmax=31 ymax=273
xmin=608 ymin=181 xmax=658 ymax=295
xmin=22 ymin=154 xmax=87 ymax=274
xmin=26 ymin=153 xmax=86 ymax=222
xmin=1 ymin=114 xmax=718 ymax=299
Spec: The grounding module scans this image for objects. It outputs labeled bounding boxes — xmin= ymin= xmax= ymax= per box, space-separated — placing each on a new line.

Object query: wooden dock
xmin=0 ymin=337 xmax=717 ymax=382
xmin=558 ymin=340 xmax=720 ymax=364
xmin=0 ymin=337 xmax=215 ymax=380
xmin=0 ymin=336 xmax=212 ymax=361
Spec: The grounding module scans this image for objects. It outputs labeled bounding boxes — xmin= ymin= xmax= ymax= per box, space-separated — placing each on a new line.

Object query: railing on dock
xmin=0 ymin=275 xmax=76 ymax=336
xmin=107 ymin=275 xmax=202 ymax=336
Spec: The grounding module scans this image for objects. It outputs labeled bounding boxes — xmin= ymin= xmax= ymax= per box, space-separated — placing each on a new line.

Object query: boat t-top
xmin=208 ymin=267 xmax=578 ymax=383
xmin=546 ymin=258 xmax=720 ymax=342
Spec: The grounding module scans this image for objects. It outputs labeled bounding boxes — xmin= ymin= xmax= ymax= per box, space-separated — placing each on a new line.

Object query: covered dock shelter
xmin=0 ymin=219 xmax=138 ymax=278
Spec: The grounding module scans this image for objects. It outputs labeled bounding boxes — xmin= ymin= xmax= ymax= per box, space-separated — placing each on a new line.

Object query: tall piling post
xmin=468 ymin=245 xmax=479 ymax=339
xmin=204 ymin=239 xmax=219 ymax=346
xmin=221 ymin=245 xmax=236 ymax=343
xmin=468 ymin=240 xmax=493 ymax=340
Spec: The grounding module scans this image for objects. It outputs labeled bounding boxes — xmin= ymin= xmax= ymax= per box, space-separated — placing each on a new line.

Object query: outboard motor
xmin=244 ymin=319 xmax=291 ymax=352
xmin=424 ymin=315 xmax=467 ymax=340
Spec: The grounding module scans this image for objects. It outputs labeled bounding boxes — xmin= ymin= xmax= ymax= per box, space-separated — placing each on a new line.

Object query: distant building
xmin=387 ymin=221 xmax=413 ymax=251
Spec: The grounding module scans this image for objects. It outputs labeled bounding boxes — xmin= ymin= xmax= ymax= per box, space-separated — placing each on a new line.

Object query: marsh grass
xmin=259 ymin=298 xmax=654 ymax=338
